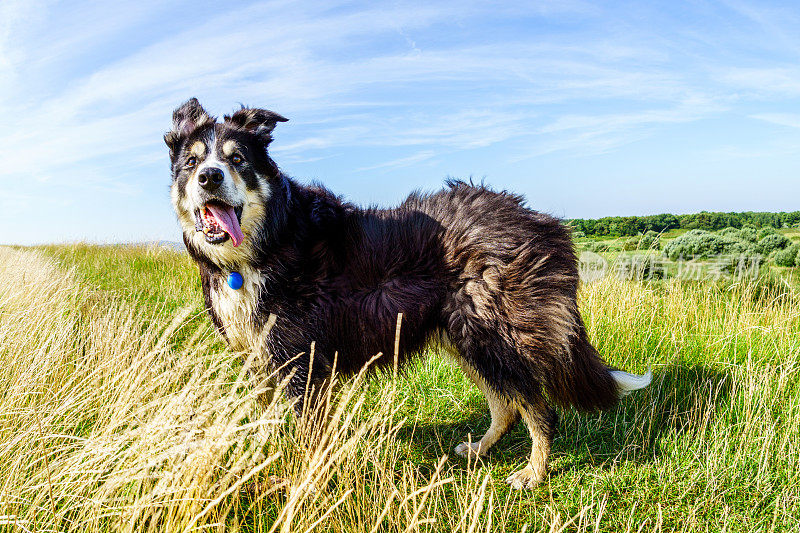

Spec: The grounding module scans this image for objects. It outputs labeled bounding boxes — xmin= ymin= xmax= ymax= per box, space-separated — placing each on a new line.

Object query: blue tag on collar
xmin=227 ymin=272 xmax=244 ymax=290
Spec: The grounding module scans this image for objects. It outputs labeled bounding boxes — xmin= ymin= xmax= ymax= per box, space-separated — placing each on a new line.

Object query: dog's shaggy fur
xmin=166 ymin=99 xmax=650 ymax=489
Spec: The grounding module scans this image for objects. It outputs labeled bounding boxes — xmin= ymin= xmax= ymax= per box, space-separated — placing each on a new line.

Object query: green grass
xmin=2 ymin=244 xmax=799 ymax=531
xmin=36 ymin=243 xmax=204 ymax=313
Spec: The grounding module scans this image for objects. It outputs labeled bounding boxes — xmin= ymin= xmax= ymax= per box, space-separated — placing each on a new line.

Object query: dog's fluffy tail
xmin=611 ymin=368 xmax=652 ymax=397
xmin=544 ymin=319 xmax=651 ymax=411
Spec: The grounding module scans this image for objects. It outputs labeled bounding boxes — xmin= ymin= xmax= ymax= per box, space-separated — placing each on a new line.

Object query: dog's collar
xmin=227 ymin=271 xmax=243 ymax=290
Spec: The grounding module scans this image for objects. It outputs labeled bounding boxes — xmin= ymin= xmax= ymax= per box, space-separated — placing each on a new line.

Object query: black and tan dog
xmin=165 ymin=98 xmax=650 ymax=489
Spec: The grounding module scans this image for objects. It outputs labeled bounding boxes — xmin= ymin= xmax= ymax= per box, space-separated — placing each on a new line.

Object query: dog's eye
xmin=186 ymin=156 xmax=197 ymax=168
xmin=231 ymin=154 xmax=243 ymax=165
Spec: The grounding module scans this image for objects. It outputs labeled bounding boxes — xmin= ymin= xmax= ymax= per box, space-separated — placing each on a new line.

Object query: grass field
xmin=1 ymin=244 xmax=799 ymax=532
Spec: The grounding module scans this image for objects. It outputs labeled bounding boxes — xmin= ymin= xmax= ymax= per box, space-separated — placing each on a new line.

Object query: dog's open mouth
xmin=194 ymin=202 xmax=244 ymax=246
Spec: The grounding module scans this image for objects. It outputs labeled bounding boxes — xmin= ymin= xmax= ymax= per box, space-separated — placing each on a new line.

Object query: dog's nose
xmin=198 ymin=167 xmax=224 ymax=191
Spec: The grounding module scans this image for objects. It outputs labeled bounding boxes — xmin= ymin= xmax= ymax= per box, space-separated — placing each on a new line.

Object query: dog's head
xmin=166 ymin=98 xmax=288 ymax=265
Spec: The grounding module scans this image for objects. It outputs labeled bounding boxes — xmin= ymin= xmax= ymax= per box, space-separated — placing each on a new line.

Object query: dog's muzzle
xmin=193 ymin=201 xmax=244 ymax=246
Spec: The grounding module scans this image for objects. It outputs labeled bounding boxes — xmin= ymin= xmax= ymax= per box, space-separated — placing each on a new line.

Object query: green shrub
xmin=774 ymin=243 xmax=800 ymax=267
xmin=727 ymin=241 xmax=758 ymax=256
xmin=757 ymin=234 xmax=790 ymax=255
xmin=639 ymin=230 xmax=661 ymax=250
xmin=738 ymin=225 xmax=758 ymax=242
xmin=664 ymin=230 xmax=750 ymax=260
xmin=621 ymin=237 xmax=640 ymax=251
xmin=757 ymin=226 xmax=777 ymax=240
xmin=717 ymin=252 xmax=762 ymax=276
xmin=572 ymin=230 xmax=586 ymax=239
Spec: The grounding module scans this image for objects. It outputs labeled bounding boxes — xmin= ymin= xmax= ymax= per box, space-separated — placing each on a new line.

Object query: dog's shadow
xmin=395 ymin=364 xmax=732 ymax=476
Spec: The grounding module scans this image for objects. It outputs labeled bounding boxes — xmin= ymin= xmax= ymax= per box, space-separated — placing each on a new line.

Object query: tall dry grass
xmin=1 ymin=245 xmax=799 ymax=531
xmin=0 ymin=248 xmax=509 ymax=531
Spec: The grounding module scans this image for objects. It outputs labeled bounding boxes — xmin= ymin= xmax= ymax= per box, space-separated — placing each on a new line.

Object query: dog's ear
xmin=165 ymin=98 xmax=213 ymax=157
xmin=225 ymin=107 xmax=288 ymax=142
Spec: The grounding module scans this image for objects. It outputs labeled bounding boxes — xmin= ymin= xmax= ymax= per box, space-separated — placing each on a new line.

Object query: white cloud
xmin=357 ymin=150 xmax=436 ymax=172
xmin=751 ymin=113 xmax=800 ymax=129
xmin=721 ymin=67 xmax=800 ymax=97
xmin=507 ymin=97 xmax=725 ymax=160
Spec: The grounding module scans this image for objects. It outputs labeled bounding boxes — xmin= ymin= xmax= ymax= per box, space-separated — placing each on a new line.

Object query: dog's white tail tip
xmin=611 ymin=367 xmax=652 ymax=397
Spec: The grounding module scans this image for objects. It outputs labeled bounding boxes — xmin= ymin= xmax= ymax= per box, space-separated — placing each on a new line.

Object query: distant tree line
xmin=569 ymin=211 xmax=800 ymax=238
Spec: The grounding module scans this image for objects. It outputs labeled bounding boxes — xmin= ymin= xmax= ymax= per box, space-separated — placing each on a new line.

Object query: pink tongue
xmin=206 ymin=204 xmax=244 ymax=247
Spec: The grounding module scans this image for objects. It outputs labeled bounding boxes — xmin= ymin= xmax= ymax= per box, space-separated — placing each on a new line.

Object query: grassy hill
xmin=0 ymin=244 xmax=798 ymax=531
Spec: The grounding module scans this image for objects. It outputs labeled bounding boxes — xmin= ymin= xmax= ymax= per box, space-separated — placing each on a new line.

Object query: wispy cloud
xmin=751 ymin=112 xmax=800 ymax=128
xmin=507 ymin=97 xmax=726 ymax=160
xmin=721 ymin=67 xmax=800 ymax=96
xmin=357 ymin=150 xmax=436 ymax=172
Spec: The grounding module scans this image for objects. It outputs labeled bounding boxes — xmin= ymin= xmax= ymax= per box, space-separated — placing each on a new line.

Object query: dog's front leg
xmin=268 ymin=345 xmax=338 ymax=443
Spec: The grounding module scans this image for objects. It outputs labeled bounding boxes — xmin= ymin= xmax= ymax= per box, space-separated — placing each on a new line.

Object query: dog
xmin=165 ymin=98 xmax=651 ymax=489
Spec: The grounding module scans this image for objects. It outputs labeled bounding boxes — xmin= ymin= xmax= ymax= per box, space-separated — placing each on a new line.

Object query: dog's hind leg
xmin=506 ymin=394 xmax=557 ymax=489
xmin=452 ymin=359 xmax=520 ymax=459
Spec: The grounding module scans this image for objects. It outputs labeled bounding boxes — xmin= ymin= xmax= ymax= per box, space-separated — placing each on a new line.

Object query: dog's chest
xmin=210 ymin=266 xmax=263 ymax=351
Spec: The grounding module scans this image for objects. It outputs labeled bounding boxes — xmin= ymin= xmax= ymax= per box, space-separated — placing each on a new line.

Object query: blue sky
xmin=2 ymin=0 xmax=800 ymax=244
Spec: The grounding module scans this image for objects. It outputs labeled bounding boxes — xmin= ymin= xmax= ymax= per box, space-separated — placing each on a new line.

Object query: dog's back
xmin=404 ymin=181 xmax=622 ymax=409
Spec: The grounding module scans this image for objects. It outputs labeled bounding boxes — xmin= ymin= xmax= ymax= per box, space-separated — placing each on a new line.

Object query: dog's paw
xmin=505 ymin=466 xmax=546 ymax=490
xmin=454 ymin=441 xmax=483 ymax=459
